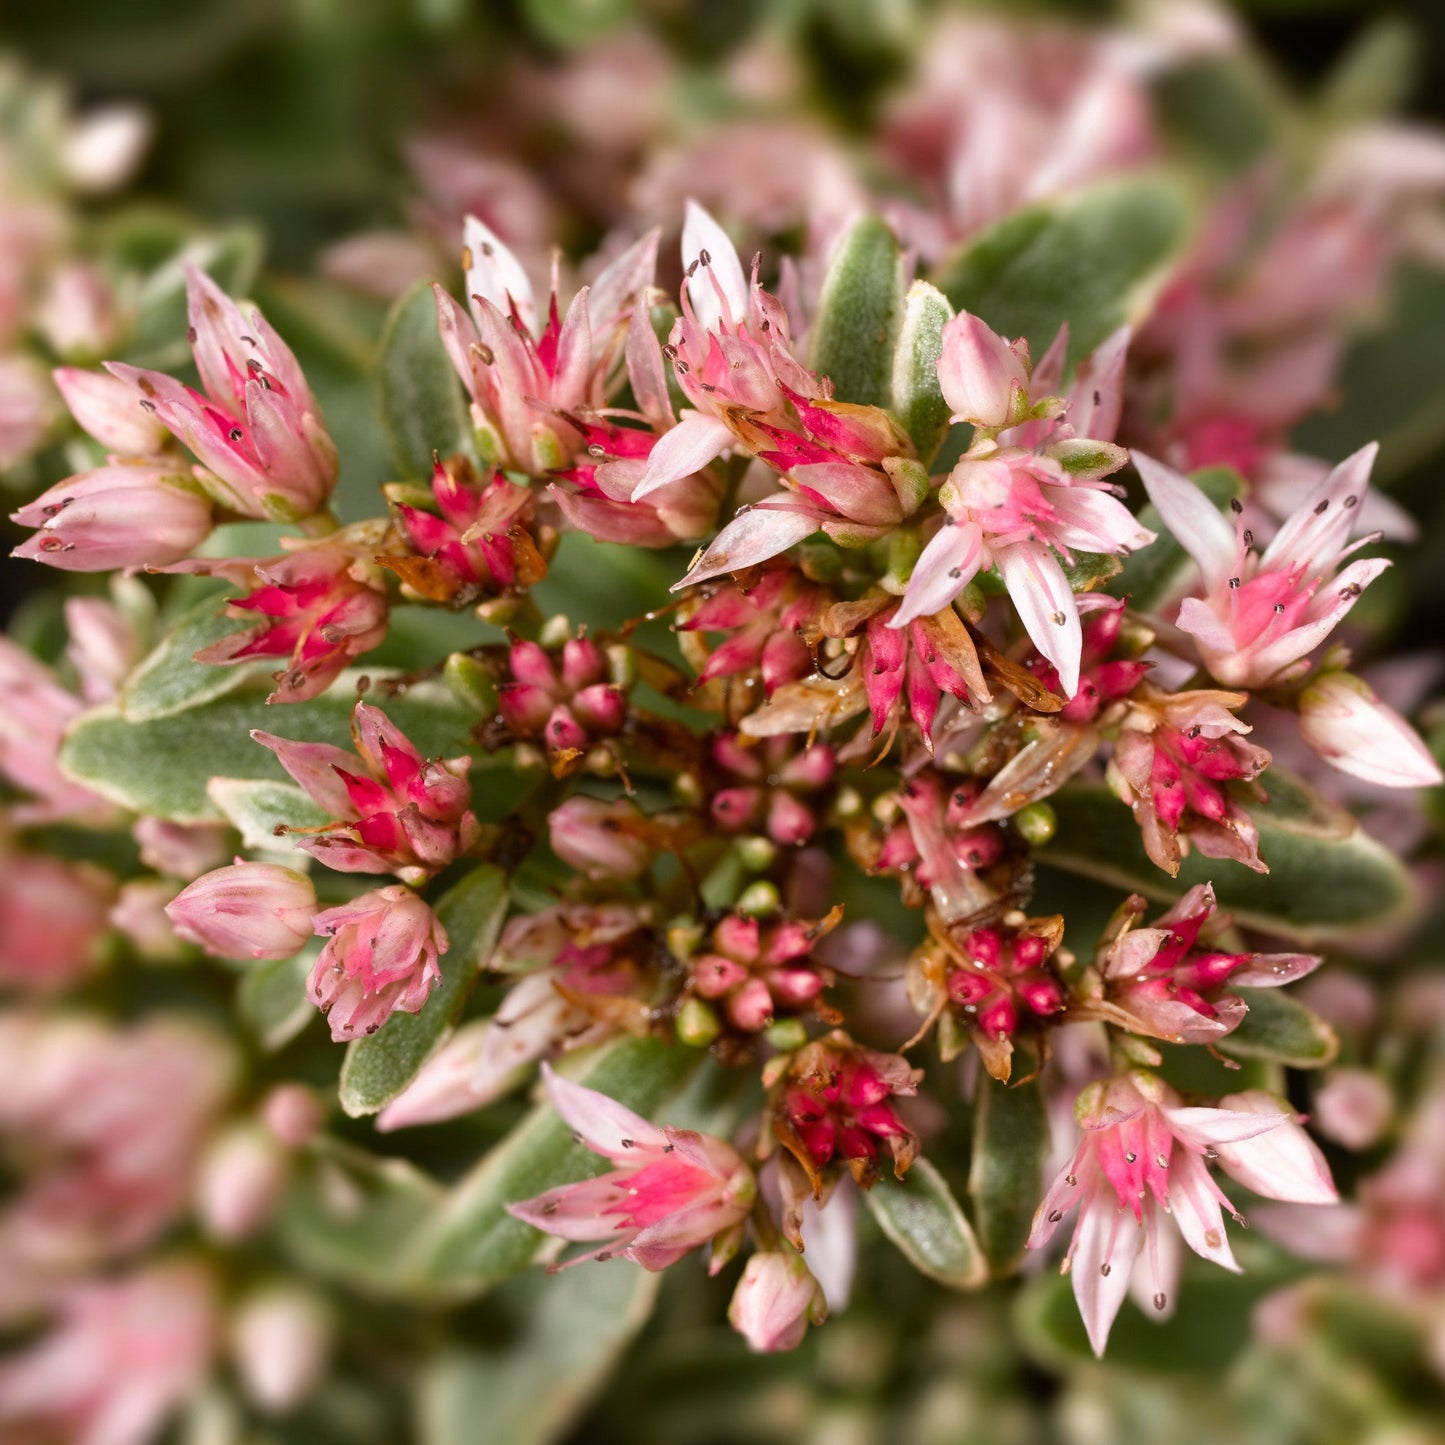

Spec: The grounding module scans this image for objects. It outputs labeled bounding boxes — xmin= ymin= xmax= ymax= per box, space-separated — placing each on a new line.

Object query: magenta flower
xmin=728 ymin=1249 xmax=828 ymax=1353
xmin=495 ymin=634 xmax=626 ymax=774
xmin=506 ymin=1065 xmax=755 ymax=1270
xmin=1297 ymin=669 xmax=1442 ymax=789
xmin=186 ymin=545 xmax=389 ymax=704
xmin=1135 ymin=444 xmax=1390 ymax=688
xmin=309 ymin=885 xmax=447 ymax=1040
xmin=106 ymin=264 xmax=338 ymax=522
xmin=11 ymin=463 xmax=213 ymax=571
xmin=165 ymin=860 xmax=318 ymax=961
xmin=253 ymin=701 xmax=478 ymax=882
xmin=688 ymin=909 xmax=841 ymax=1034
xmin=709 ymin=733 xmax=836 ymax=846
xmin=1090 ymin=883 xmax=1321 ymax=1045
xmin=1028 ymin=1071 xmax=1336 ymax=1355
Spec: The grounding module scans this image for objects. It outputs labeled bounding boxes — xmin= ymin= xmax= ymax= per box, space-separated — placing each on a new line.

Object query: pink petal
xmin=682 ymin=200 xmax=748 ymax=331
xmin=541 ymin=1064 xmax=667 ymax=1161
xmin=671 ymin=501 xmax=822 ymax=590
xmin=633 ymin=414 xmax=733 ymax=500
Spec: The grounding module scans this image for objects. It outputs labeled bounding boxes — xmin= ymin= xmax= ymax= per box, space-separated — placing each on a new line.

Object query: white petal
xmin=672 ymin=501 xmax=823 ymax=590
xmin=1133 ymin=451 xmax=1237 ymax=591
xmin=1212 ymin=1094 xmax=1338 ymax=1204
xmin=541 ymin=1063 xmax=667 ymax=1161
xmin=996 ymin=543 xmax=1082 ymax=698
xmin=1070 ymin=1195 xmax=1142 ymax=1356
xmin=463 ymin=214 xmax=536 ymax=335
xmin=683 ymin=200 xmax=749 ymax=332
xmin=892 ymin=521 xmax=984 ymax=627
xmin=633 ymin=414 xmax=733 ymax=499
xmin=1167 ymin=1149 xmax=1239 ymax=1271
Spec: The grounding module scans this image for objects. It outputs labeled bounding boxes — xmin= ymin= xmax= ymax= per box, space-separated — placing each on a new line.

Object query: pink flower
xmin=1298 ymin=669 xmax=1442 ymax=789
xmin=1092 ymin=883 xmax=1321 ymax=1044
xmin=548 ymin=795 xmax=653 ymax=881
xmin=709 ymin=733 xmax=836 ymax=846
xmin=309 ymin=885 xmax=447 ymax=1040
xmin=688 ymin=909 xmax=841 ymax=1034
xmin=11 ymin=464 xmax=213 ymax=571
xmin=506 ymin=1065 xmax=755 ymax=1269
xmin=187 ymin=546 xmax=389 ymax=704
xmin=230 ymin=1286 xmax=331 ymax=1416
xmin=193 ymin=1124 xmax=288 ymax=1242
xmin=64 ymin=596 xmax=141 ymax=704
xmin=254 ymin=701 xmax=478 ymax=882
xmin=132 ymin=817 xmax=231 ymax=880
xmin=165 ymin=861 xmax=318 ymax=960
xmin=1028 ymin=1071 xmax=1336 ymax=1355
xmin=728 ymin=1249 xmax=827 ymax=1352
xmin=434 ymin=215 xmax=658 ymax=473
xmin=1108 ymin=683 xmax=1270 ymax=876
xmin=53 ymin=366 xmax=169 ymax=455
xmin=495 ymin=634 xmax=627 ymax=774
xmin=936 ymin=310 xmax=1031 ymax=428
xmin=0 ymin=854 xmax=114 ymax=991
xmin=0 ymin=1261 xmax=217 ymax=1445
xmin=105 ymin=264 xmax=338 ymax=522
xmin=1135 ymin=445 xmax=1390 ymax=687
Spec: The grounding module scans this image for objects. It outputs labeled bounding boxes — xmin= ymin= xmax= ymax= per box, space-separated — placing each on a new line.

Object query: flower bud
xmin=936 ymin=311 xmax=1030 ymax=429
xmin=165 ymin=861 xmax=317 ymax=960
xmin=1313 ymin=1068 xmax=1393 ymax=1151
xmin=548 ymin=796 xmax=651 ymax=880
xmin=728 ymin=1250 xmax=827 ymax=1352
xmin=11 ymin=465 xmax=213 ymax=571
xmin=261 ymin=1084 xmax=326 ymax=1147
xmin=110 ymin=879 xmax=186 ymax=960
xmin=231 ymin=1286 xmax=332 ymax=1415
xmin=195 ymin=1123 xmax=288 ymax=1241
xmin=1298 ymin=671 xmax=1442 ymax=788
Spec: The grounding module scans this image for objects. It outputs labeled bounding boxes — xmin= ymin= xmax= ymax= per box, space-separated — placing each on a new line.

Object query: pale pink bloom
xmin=434 ymin=215 xmax=658 ymax=473
xmin=253 ymin=701 xmax=477 ymax=882
xmin=0 ymin=1261 xmax=216 ymax=1445
xmin=937 ymin=311 xmax=1031 ymax=428
xmin=1135 ymin=444 xmax=1390 ymax=687
xmin=193 ymin=1124 xmax=288 ymax=1242
xmin=309 ymin=885 xmax=447 ymax=1041
xmin=11 ymin=463 xmax=213 ymax=571
xmin=261 ymin=1084 xmax=325 ymax=1148
xmin=132 ymin=817 xmax=231 ymax=880
xmin=0 ymin=854 xmax=113 ymax=992
xmin=165 ymin=861 xmax=317 ymax=961
xmin=1028 ymin=1071 xmax=1336 ymax=1355
xmin=64 ymin=595 xmax=141 ymax=704
xmin=0 ymin=637 xmax=109 ymax=823
xmin=728 ymin=1249 xmax=827 ymax=1353
xmin=109 ymin=880 xmax=186 ymax=961
xmin=0 ymin=355 xmax=61 ymax=469
xmin=507 ymin=1065 xmax=755 ymax=1269
xmin=375 ymin=1017 xmax=499 ymax=1132
xmin=36 ymin=262 xmax=116 ymax=359
xmin=1092 ymin=883 xmax=1320 ymax=1045
xmin=105 ymin=265 xmax=338 ymax=522
xmin=230 ymin=1286 xmax=331 ymax=1416
xmin=59 ymin=103 xmax=152 ymax=192
xmin=548 ymin=795 xmax=653 ymax=880
xmin=1298 ymin=670 xmax=1442 ymax=789
xmin=797 ymin=1179 xmax=858 ymax=1312
xmin=895 ymin=320 xmax=1150 ymax=695
xmin=320 ymin=229 xmax=439 ymax=300
xmin=1313 ymin=1069 xmax=1394 ymax=1152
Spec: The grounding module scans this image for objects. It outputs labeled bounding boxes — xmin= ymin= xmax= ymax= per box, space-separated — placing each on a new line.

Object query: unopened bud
xmin=676 ymin=997 xmax=722 ymax=1048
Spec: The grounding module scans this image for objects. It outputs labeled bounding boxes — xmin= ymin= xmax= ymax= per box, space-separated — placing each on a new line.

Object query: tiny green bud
xmin=537 ymin=614 xmax=571 ymax=649
xmin=673 ymin=771 xmax=705 ymax=807
xmin=1014 ymin=801 xmax=1056 ymax=846
xmin=676 ymin=997 xmax=721 ymax=1048
xmin=736 ymin=835 xmax=778 ymax=873
xmin=736 ymin=881 xmax=780 ymax=917
xmin=442 ymin=653 xmax=497 ymax=715
xmin=764 ymin=1018 xmax=809 ymax=1053
xmin=606 ymin=643 xmax=638 ymax=690
xmin=666 ymin=920 xmax=706 ymax=959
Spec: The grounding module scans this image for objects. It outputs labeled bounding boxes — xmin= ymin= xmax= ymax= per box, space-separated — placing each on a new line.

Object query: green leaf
xmin=889 ymin=280 xmax=954 ymax=462
xmin=279 ymin=1138 xmax=444 ymax=1298
xmin=1217 ymin=988 xmax=1339 ymax=1069
xmin=59 ymin=675 xmax=476 ymax=823
xmin=1317 ymin=18 xmax=1415 ymax=124
xmin=378 ymin=279 xmax=475 ymax=480
xmin=339 ymin=865 xmax=510 ymax=1117
xmin=418 ymin=1261 xmax=658 ymax=1445
xmin=862 ymin=1158 xmax=986 ymax=1289
xmin=402 ymin=1037 xmax=701 ymax=1299
xmin=119 ymin=593 xmax=263 ymax=721
xmin=1041 ymin=782 xmax=1418 ymax=944
xmin=1152 ymin=55 xmax=1286 ymax=172
xmin=810 ymin=215 xmax=906 ymax=409
xmin=207 ymin=777 xmax=331 ymax=853
xmin=237 ymin=944 xmax=317 ymax=1051
xmin=1061 ymin=550 xmax=1122 ymax=593
xmin=969 ymin=1076 xmax=1048 ymax=1274
xmin=1109 ymin=465 xmax=1243 ymax=613
xmin=934 ymin=175 xmax=1188 ymax=368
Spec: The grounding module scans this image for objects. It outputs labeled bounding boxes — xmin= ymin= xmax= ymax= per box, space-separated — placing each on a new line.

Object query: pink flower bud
xmin=11 ymin=464 xmax=213 ymax=571
xmin=261 ymin=1084 xmax=325 ymax=1147
xmin=728 ymin=1250 xmax=827 ymax=1352
xmin=64 ymin=596 xmax=139 ymax=704
xmin=0 ymin=854 xmax=113 ymax=991
xmin=1313 ymin=1068 xmax=1393 ymax=1151
xmin=548 ymin=796 xmax=652 ymax=880
xmin=36 ymin=265 xmax=116 ymax=359
xmin=309 ymin=885 xmax=447 ymax=1041
xmin=1298 ymin=671 xmax=1443 ymax=788
xmin=60 ymin=361 xmax=167 ymax=458
xmin=165 ymin=861 xmax=317 ymax=960
xmin=936 ymin=311 xmax=1030 ymax=428
xmin=194 ymin=1124 xmax=288 ymax=1241
xmin=231 ymin=1286 xmax=332 ymax=1415
xmin=133 ymin=816 xmax=232 ymax=880
xmin=110 ymin=879 xmax=186 ymax=960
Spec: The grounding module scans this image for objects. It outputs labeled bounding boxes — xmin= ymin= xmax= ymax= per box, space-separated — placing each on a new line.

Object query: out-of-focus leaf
xmin=811 ymin=215 xmax=906 ymax=409
xmin=863 ymin=1158 xmax=986 ymax=1289
xmin=1041 ymin=782 xmax=1417 ymax=943
xmin=1061 ymin=550 xmax=1122 ymax=593
xmin=118 ymin=593 xmax=260 ymax=721
xmin=1217 ymin=988 xmax=1338 ymax=1069
xmin=890 ymin=280 xmax=955 ymax=462
xmin=1109 ymin=465 xmax=1243 ymax=614
xmin=969 ymin=1076 xmax=1049 ymax=1274
xmin=402 ymin=1038 xmax=701 ymax=1299
xmin=934 ymin=176 xmax=1188 ymax=367
xmin=1152 ymin=54 xmax=1286 ymax=171
xmin=1317 ymin=18 xmax=1416 ymax=124
xmin=418 ymin=1261 xmax=659 ymax=1445
xmin=59 ymin=675 xmax=476 ymax=822
xmin=279 ymin=1137 xmax=444 ymax=1298
xmin=339 ymin=864 xmax=510 ymax=1117
xmin=237 ymin=943 xmax=316 ymax=1052
xmin=378 ymin=279 xmax=475 ymax=480
xmin=206 ymin=777 xmax=330 ymax=853
xmin=520 ymin=0 xmax=634 ymax=47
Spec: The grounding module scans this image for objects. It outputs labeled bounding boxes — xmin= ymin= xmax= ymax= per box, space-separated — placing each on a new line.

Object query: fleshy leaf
xmin=1216 ymin=988 xmax=1339 ymax=1069
xmin=810 ymin=215 xmax=906 ymax=410
xmin=969 ymin=1075 xmax=1049 ymax=1274
xmin=207 ymin=777 xmax=331 ymax=853
xmin=890 ymin=280 xmax=955 ymax=462
xmin=236 ymin=943 xmax=317 ymax=1052
xmin=339 ymin=864 xmax=511 ymax=1117
xmin=862 ymin=1158 xmax=987 ymax=1290
xmin=120 ymin=592 xmax=268 ymax=721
